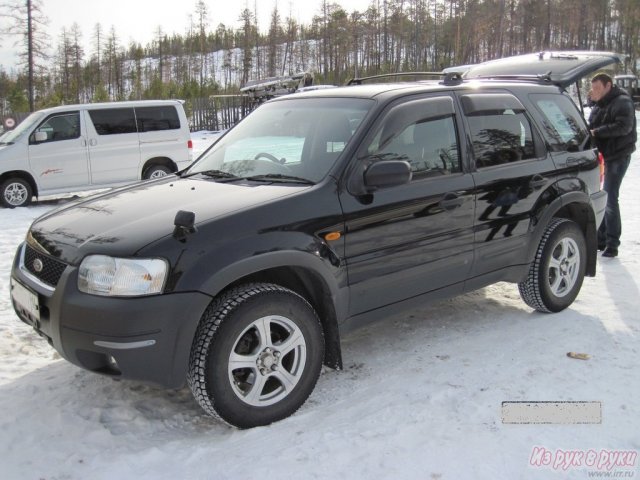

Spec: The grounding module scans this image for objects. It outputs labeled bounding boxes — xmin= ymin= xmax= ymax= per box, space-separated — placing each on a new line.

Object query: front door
xmin=28 ymin=111 xmax=89 ymax=191
xmin=340 ymin=94 xmax=476 ymax=316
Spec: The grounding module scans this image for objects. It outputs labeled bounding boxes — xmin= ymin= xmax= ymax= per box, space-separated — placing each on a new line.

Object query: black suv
xmin=10 ymin=52 xmax=615 ymax=428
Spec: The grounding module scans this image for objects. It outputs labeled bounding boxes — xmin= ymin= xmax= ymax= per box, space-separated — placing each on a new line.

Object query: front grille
xmin=23 ymin=244 xmax=68 ymax=287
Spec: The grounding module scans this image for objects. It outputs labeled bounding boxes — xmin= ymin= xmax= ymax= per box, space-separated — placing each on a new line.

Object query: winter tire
xmin=518 ymin=218 xmax=587 ymax=313
xmin=187 ymin=283 xmax=324 ymax=428
xmin=1 ymin=178 xmax=32 ymax=208
xmin=143 ymin=164 xmax=172 ymax=179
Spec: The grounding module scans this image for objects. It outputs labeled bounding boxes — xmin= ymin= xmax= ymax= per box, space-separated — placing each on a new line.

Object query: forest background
xmin=0 ymin=0 xmax=638 ymax=117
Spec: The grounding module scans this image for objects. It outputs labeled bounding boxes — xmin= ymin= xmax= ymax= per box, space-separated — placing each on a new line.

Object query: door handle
xmin=439 ymin=192 xmax=464 ymax=210
xmin=529 ymin=174 xmax=547 ymax=190
xmin=565 ymin=157 xmax=590 ymax=167
xmin=81 ymin=138 xmax=87 ymax=147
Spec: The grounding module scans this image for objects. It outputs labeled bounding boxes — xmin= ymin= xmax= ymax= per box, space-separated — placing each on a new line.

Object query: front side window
xmin=188 ymin=98 xmax=372 ymax=182
xmin=530 ymin=93 xmax=590 ymax=152
xmin=89 ymin=108 xmax=137 ymax=135
xmin=362 ymin=96 xmax=461 ymax=178
xmin=30 ymin=112 xmax=80 ymax=144
xmin=136 ymin=106 xmax=181 ymax=132
xmin=466 ymin=110 xmax=536 ymax=168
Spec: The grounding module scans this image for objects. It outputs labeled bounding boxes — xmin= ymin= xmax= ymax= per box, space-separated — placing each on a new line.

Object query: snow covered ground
xmin=1 ymin=122 xmax=639 ymax=480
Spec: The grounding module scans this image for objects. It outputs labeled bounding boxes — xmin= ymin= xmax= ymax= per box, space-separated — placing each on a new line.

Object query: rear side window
xmin=465 ymin=109 xmax=536 ymax=168
xmin=135 ymin=106 xmax=181 ymax=132
xmin=89 ymin=108 xmax=136 ymax=135
xmin=530 ymin=93 xmax=590 ymax=152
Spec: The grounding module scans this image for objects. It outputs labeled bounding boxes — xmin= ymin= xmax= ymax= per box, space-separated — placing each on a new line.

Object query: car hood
xmin=445 ymin=51 xmax=624 ymax=87
xmin=28 ymin=176 xmax=309 ymax=263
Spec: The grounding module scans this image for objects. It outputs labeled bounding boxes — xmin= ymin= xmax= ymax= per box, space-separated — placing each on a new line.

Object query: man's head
xmin=590 ymin=73 xmax=614 ymax=102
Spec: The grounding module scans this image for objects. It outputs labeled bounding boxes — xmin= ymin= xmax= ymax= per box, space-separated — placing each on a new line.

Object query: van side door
xmin=28 ymin=111 xmax=89 ymax=191
xmin=84 ymin=108 xmax=141 ymax=185
xmin=135 ymin=105 xmax=190 ymax=171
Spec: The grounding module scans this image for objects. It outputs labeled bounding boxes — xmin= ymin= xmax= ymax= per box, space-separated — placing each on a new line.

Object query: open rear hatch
xmin=445 ymin=51 xmax=624 ymax=88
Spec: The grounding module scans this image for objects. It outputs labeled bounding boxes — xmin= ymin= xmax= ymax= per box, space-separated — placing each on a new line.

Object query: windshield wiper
xmin=245 ymin=174 xmax=315 ymax=185
xmin=0 ymin=141 xmax=13 ymax=146
xmin=183 ymin=169 xmax=239 ymax=180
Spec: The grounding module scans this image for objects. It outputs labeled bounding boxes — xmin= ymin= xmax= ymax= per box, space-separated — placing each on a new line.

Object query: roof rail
xmin=466 ymin=72 xmax=554 ymax=84
xmin=346 ymin=72 xmax=444 ymax=85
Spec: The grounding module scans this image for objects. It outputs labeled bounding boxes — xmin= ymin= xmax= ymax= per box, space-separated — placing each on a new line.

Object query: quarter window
xmin=88 ymin=108 xmax=137 ymax=135
xmin=530 ymin=93 xmax=590 ymax=152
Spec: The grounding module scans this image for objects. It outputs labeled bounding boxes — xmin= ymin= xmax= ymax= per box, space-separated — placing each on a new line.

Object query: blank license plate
xmin=11 ymin=278 xmax=40 ymax=322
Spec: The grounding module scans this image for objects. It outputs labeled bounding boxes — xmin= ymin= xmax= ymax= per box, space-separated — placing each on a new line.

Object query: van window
xmin=89 ymin=108 xmax=137 ymax=135
xmin=135 ymin=106 xmax=180 ymax=132
xmin=31 ymin=112 xmax=80 ymax=143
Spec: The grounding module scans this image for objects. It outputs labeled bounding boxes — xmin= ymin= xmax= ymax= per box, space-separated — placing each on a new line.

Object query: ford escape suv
xmin=10 ymin=51 xmax=614 ymax=428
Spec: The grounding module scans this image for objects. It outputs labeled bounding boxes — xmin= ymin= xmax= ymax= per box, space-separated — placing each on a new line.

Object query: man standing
xmin=589 ymin=73 xmax=637 ymax=258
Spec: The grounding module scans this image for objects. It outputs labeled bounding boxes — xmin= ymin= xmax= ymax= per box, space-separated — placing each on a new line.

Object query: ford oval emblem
xmin=33 ymin=258 xmax=44 ymax=273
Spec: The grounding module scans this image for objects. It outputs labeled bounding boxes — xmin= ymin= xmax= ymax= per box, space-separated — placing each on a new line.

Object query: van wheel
xmin=187 ymin=283 xmax=324 ymax=428
xmin=518 ymin=218 xmax=586 ymax=313
xmin=143 ymin=165 xmax=172 ymax=179
xmin=1 ymin=178 xmax=32 ymax=208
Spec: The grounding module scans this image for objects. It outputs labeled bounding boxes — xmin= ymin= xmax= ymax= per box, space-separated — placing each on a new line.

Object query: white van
xmin=0 ymin=100 xmax=193 ymax=207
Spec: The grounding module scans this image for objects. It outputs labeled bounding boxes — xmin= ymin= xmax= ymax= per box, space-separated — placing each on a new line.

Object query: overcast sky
xmin=0 ymin=0 xmax=372 ymax=71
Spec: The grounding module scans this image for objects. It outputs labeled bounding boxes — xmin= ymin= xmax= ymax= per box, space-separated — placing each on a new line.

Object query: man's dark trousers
xmin=598 ymin=154 xmax=631 ymax=249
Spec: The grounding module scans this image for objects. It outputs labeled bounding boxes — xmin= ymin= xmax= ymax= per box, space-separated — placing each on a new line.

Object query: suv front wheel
xmin=518 ymin=218 xmax=587 ymax=313
xmin=187 ymin=283 xmax=324 ymax=428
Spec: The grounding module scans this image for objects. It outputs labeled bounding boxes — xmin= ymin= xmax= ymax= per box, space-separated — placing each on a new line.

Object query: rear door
xmin=458 ymin=91 xmax=558 ymax=283
xmin=340 ymin=94 xmax=476 ymax=315
xmin=28 ymin=111 xmax=89 ymax=191
xmin=85 ymin=107 xmax=141 ymax=185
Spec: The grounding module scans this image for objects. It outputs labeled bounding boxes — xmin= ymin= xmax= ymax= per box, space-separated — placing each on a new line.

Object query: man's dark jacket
xmin=589 ymin=85 xmax=637 ymax=161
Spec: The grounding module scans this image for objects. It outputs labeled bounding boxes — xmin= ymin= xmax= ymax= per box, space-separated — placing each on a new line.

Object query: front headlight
xmin=78 ymin=255 xmax=168 ymax=297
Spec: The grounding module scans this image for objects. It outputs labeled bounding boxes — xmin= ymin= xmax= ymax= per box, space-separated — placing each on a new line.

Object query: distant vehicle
xmin=0 ymin=100 xmax=193 ymax=208
xmin=240 ymin=72 xmax=316 ymax=104
xmin=614 ymin=74 xmax=640 ymax=108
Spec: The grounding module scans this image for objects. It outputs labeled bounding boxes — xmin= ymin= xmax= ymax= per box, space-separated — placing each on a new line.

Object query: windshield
xmin=0 ymin=112 xmax=46 ymax=144
xmin=187 ymin=97 xmax=373 ymax=183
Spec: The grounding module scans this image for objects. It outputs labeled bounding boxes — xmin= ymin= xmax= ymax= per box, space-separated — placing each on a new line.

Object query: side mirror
xmin=363 ymin=160 xmax=412 ymax=190
xmin=34 ymin=131 xmax=48 ymax=142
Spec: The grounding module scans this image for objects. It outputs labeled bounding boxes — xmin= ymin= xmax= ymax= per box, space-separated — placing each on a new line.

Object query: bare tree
xmin=1 ymin=0 xmax=49 ymax=111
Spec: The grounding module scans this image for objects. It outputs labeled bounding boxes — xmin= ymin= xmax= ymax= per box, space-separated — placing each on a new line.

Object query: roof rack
xmin=240 ymin=72 xmax=314 ymax=103
xmin=346 ymin=71 xmax=464 ymax=86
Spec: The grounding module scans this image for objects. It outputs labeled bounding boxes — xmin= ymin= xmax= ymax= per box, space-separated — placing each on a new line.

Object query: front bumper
xmin=10 ymin=243 xmax=212 ymax=388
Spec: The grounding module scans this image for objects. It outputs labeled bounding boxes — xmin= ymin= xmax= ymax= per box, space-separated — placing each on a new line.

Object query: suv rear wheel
xmin=187 ymin=283 xmax=324 ymax=428
xmin=518 ymin=218 xmax=586 ymax=313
